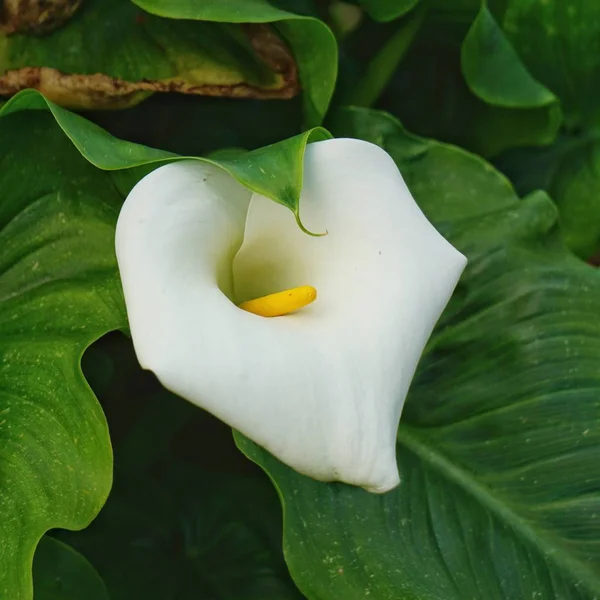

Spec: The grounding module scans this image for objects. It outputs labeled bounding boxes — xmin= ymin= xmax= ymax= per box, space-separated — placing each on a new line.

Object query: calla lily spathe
xmin=115 ymin=138 xmax=466 ymax=493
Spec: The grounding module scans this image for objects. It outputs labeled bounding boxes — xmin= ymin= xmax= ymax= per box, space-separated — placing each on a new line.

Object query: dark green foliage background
xmin=2 ymin=1 xmax=600 ymax=599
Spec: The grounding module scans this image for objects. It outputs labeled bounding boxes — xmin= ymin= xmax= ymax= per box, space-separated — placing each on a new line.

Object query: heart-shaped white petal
xmin=115 ymin=139 xmax=466 ymax=493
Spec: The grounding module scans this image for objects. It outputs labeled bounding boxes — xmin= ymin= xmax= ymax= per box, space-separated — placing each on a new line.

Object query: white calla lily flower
xmin=115 ymin=138 xmax=466 ymax=493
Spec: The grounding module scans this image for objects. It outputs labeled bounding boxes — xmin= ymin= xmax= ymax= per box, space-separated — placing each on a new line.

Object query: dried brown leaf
xmin=0 ymin=23 xmax=299 ymax=109
xmin=0 ymin=0 xmax=82 ymax=34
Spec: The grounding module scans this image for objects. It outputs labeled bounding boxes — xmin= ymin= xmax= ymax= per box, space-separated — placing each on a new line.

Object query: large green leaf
xmin=0 ymin=0 xmax=336 ymax=127
xmin=131 ymin=0 xmax=337 ymax=126
xmin=0 ymin=0 xmax=298 ymax=107
xmin=2 ymin=89 xmax=330 ymax=226
xmin=33 ymin=537 xmax=108 ymax=600
xmin=236 ymin=106 xmax=600 ymax=599
xmin=0 ymin=109 xmax=125 ymax=600
xmin=0 ymin=89 xmax=330 ymax=599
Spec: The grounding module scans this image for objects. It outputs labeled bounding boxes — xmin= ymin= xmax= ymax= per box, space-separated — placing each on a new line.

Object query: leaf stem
xmin=348 ymin=6 xmax=426 ymax=108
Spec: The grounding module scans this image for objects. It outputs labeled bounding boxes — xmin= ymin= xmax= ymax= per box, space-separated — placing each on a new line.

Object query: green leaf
xmin=131 ymin=0 xmax=338 ymax=127
xmin=356 ymin=0 xmax=420 ymax=22
xmin=2 ymin=89 xmax=330 ymax=230
xmin=0 ymin=90 xmax=176 ymax=168
xmin=497 ymin=133 xmax=600 ymax=259
xmin=422 ymin=0 xmax=600 ymax=248
xmin=0 ymin=91 xmax=333 ymax=599
xmin=479 ymin=0 xmax=600 ymax=257
xmin=0 ymin=109 xmax=124 ymax=600
xmin=236 ymin=106 xmax=600 ymax=599
xmin=33 ymin=537 xmax=109 ymax=600
xmin=213 ymin=129 xmax=332 ymax=234
xmin=0 ymin=0 xmax=300 ymax=108
xmin=0 ymin=0 xmax=336 ymax=127
xmin=379 ymin=19 xmax=560 ymax=157
xmin=462 ymin=5 xmax=557 ymax=109
xmin=499 ymin=0 xmax=600 ymax=128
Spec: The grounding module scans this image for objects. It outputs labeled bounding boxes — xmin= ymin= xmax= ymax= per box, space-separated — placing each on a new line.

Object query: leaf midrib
xmin=398 ymin=424 xmax=600 ymax=596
